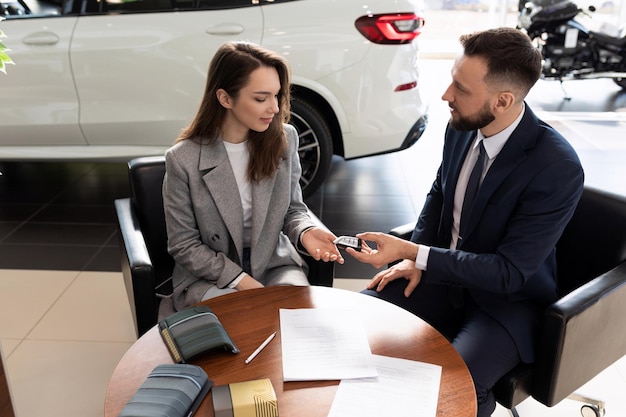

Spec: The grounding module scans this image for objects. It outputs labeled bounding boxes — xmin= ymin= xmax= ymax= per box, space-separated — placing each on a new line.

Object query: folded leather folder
xmin=159 ymin=305 xmax=239 ymax=363
xmin=119 ymin=364 xmax=212 ymax=417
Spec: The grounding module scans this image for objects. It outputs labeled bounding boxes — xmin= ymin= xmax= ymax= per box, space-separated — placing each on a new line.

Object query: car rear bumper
xmin=400 ymin=114 xmax=429 ymax=150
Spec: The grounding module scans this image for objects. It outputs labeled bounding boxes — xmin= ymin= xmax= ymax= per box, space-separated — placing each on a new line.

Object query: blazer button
xmin=211 ymin=234 xmax=220 ymax=241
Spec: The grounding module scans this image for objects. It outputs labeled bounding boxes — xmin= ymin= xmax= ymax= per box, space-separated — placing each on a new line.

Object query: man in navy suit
xmin=347 ymin=27 xmax=584 ymax=416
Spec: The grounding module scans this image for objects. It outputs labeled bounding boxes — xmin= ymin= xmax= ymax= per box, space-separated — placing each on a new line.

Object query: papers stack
xmin=279 ymin=308 xmax=442 ymax=417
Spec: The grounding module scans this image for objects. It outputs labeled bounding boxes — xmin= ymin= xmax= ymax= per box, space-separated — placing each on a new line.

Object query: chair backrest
xmin=555 ymin=186 xmax=626 ymax=296
xmin=530 ymin=186 xmax=626 ymax=407
xmin=128 ymin=156 xmax=174 ymax=293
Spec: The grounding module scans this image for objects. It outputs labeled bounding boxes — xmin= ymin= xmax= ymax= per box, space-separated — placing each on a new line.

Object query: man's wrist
xmin=402 ymin=241 xmax=420 ymax=262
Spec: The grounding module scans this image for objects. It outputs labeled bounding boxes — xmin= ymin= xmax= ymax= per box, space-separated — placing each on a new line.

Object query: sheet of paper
xmin=279 ymin=308 xmax=378 ymax=381
xmin=327 ymin=355 xmax=442 ymax=417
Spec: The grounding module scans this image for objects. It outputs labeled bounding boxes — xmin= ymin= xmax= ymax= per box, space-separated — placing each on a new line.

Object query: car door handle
xmin=23 ymin=32 xmax=60 ymax=46
xmin=205 ymin=24 xmax=245 ymax=36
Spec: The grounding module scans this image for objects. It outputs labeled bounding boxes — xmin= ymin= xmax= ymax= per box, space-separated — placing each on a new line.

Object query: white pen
xmin=245 ymin=332 xmax=277 ymax=364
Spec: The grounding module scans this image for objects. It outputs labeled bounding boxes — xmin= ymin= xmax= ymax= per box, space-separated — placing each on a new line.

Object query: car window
xmin=1 ymin=0 xmax=63 ymax=17
xmin=100 ymin=0 xmax=180 ymax=12
xmin=196 ymin=0 xmax=253 ymax=10
xmin=82 ymin=0 xmax=256 ymax=13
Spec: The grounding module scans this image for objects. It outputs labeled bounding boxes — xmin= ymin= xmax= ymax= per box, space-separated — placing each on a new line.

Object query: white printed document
xmin=279 ymin=308 xmax=378 ymax=381
xmin=327 ymin=355 xmax=442 ymax=417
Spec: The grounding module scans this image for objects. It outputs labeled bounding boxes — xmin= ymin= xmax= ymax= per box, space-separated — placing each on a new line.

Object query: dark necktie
xmin=459 ymin=140 xmax=486 ymax=240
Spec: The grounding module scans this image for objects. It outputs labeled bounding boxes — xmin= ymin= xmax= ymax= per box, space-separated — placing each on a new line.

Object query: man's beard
xmin=449 ymin=101 xmax=495 ymax=132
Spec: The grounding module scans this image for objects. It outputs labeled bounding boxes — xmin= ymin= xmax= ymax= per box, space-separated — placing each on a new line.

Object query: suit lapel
xmin=442 ymin=129 xmax=474 ymax=234
xmin=199 ymin=140 xmax=245 ymax=256
xmin=250 ymin=166 xmax=277 ymax=250
xmin=462 ymin=105 xmax=538 ymax=239
xmin=446 ymin=131 xmax=474 ymax=203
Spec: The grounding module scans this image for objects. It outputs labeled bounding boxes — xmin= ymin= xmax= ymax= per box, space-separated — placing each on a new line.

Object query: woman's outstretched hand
xmin=301 ymin=227 xmax=345 ymax=264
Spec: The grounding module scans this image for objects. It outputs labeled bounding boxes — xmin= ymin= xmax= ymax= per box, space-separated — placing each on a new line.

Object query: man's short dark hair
xmin=460 ymin=27 xmax=542 ymax=98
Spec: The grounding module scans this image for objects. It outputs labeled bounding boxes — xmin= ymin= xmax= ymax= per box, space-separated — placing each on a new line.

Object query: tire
xmin=289 ymin=97 xmax=333 ymax=198
xmin=614 ymin=77 xmax=626 ymax=89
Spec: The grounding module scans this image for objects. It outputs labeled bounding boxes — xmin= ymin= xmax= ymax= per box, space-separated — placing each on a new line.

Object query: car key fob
xmin=334 ymin=236 xmax=362 ymax=251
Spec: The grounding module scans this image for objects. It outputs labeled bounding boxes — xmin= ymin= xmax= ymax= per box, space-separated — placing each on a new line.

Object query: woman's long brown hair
xmin=176 ymin=42 xmax=291 ymax=181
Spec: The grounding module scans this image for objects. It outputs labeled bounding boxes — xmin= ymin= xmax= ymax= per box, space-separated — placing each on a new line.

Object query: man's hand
xmin=301 ymin=227 xmax=345 ymax=264
xmin=345 ymin=232 xmax=419 ymax=269
xmin=366 ymin=259 xmax=422 ymax=298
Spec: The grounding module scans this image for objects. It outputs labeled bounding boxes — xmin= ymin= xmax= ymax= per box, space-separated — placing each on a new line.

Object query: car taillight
xmin=395 ymin=81 xmax=417 ymax=92
xmin=355 ymin=13 xmax=425 ymax=45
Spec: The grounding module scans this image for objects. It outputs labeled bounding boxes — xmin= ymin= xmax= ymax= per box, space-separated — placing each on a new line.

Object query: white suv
xmin=1 ymin=0 xmax=427 ymax=196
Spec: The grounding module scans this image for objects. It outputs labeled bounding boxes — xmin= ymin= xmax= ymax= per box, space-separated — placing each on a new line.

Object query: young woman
xmin=159 ymin=42 xmax=343 ymax=317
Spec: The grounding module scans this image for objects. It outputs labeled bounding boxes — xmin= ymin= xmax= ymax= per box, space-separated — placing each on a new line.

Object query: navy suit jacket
xmin=412 ymin=104 xmax=584 ymax=362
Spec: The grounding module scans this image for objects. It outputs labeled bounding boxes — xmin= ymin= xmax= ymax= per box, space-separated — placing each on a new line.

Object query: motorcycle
xmin=517 ymin=0 xmax=626 ymax=98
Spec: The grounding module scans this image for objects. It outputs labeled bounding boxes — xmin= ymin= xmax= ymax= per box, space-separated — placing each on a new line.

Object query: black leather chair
xmin=388 ymin=186 xmax=626 ymax=417
xmin=115 ymin=156 xmax=334 ymax=338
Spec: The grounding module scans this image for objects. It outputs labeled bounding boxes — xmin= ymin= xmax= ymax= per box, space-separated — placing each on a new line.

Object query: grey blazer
xmin=162 ymin=124 xmax=316 ymax=313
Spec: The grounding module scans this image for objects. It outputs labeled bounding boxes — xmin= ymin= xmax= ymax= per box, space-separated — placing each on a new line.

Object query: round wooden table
xmin=105 ymin=286 xmax=477 ymax=417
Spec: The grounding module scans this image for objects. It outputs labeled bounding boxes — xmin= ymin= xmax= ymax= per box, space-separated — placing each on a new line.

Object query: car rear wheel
xmin=615 ymin=77 xmax=626 ymax=89
xmin=289 ymin=97 xmax=333 ymax=198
